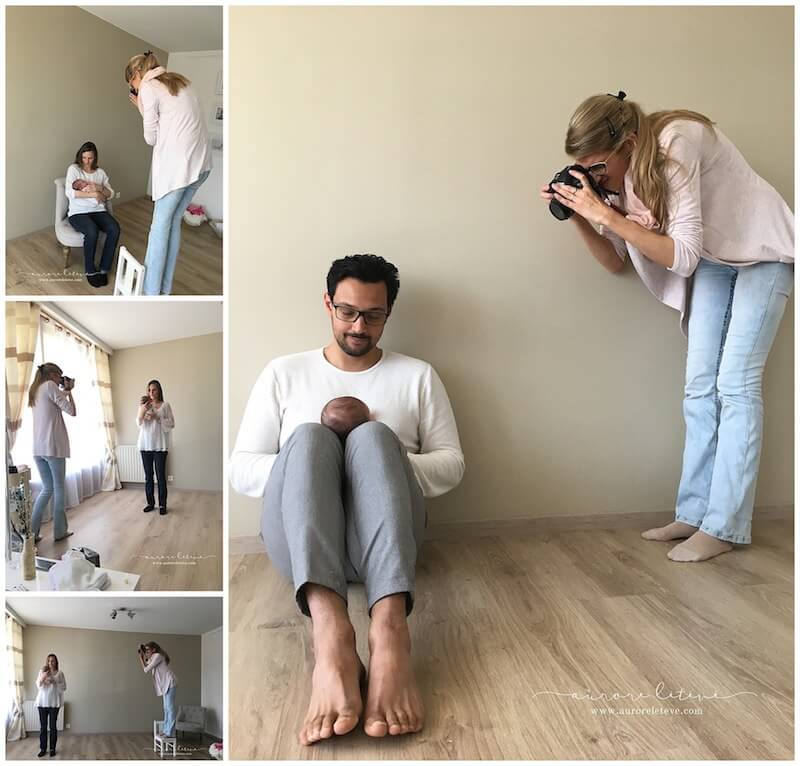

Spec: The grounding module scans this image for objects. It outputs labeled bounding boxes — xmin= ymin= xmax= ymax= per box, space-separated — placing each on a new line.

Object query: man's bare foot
xmin=363 ymin=595 xmax=424 ymax=737
xmin=667 ymin=530 xmax=734 ymax=562
xmin=641 ymin=520 xmax=698 ymax=541
xmin=299 ymin=587 xmax=364 ymax=746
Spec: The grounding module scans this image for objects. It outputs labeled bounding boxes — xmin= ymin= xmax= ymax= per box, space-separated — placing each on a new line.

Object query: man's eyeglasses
xmin=332 ymin=303 xmax=389 ymax=326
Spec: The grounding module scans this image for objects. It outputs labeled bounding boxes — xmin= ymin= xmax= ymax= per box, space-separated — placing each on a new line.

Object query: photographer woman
xmin=65 ymin=141 xmax=121 ymax=288
xmin=125 ymin=51 xmax=212 ymax=295
xmin=136 ymin=380 xmax=175 ymax=515
xmin=29 ymin=363 xmax=76 ymax=543
xmin=35 ymin=653 xmax=66 ymax=758
xmin=540 ymin=92 xmax=793 ymax=562
xmin=138 ymin=642 xmax=178 ymax=738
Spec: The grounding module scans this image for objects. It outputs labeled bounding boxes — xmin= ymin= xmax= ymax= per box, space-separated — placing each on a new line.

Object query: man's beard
xmin=336 ymin=332 xmax=374 ymax=357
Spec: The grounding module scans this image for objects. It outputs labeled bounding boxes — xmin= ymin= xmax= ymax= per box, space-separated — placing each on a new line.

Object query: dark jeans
xmin=38 ymin=707 xmax=58 ymax=752
xmin=141 ymin=450 xmax=168 ymax=508
xmin=67 ymin=211 xmax=121 ymax=274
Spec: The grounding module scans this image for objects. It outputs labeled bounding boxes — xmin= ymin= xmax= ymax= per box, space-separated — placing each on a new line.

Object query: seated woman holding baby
xmin=65 ymin=140 xmax=121 ymax=288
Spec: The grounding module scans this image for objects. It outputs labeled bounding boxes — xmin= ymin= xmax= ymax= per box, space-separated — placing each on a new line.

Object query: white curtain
xmin=12 ymin=315 xmax=108 ymax=517
xmin=5 ymin=302 xmax=40 ymax=453
xmin=5 ymin=613 xmax=26 ymax=741
xmin=92 ymin=347 xmax=122 ymax=492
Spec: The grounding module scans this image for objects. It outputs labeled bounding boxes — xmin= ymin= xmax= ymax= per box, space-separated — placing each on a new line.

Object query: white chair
xmin=54 ymin=177 xmax=114 ymax=273
xmin=113 ymin=246 xmax=145 ymax=295
xmin=153 ymin=720 xmax=177 ymax=759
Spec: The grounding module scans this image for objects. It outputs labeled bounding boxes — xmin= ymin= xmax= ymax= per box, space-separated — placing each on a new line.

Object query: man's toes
xmin=405 ymin=711 xmax=421 ymax=733
xmin=318 ymin=714 xmax=336 ymax=740
xmin=332 ymin=710 xmax=359 ymax=736
xmin=386 ymin=710 xmax=403 ymax=735
xmin=364 ymin=714 xmax=389 ymax=737
xmin=394 ymin=710 xmax=412 ymax=733
xmin=307 ymin=715 xmax=324 ymax=743
xmin=298 ymin=721 xmax=315 ymax=746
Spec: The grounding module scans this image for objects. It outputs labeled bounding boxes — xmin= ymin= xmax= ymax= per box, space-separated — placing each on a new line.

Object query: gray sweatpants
xmin=261 ymin=421 xmax=426 ymax=617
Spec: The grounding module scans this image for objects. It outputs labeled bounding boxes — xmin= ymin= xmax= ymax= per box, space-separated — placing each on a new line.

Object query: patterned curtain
xmin=92 ymin=346 xmax=122 ymax=491
xmin=5 ymin=613 xmax=26 ymax=741
xmin=5 ymin=302 xmax=40 ymax=452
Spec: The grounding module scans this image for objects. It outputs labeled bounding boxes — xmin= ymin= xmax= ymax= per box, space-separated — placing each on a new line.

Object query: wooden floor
xmin=5 ymin=732 xmax=219 ymax=760
xmin=29 ymin=488 xmax=222 ymax=591
xmin=6 ymin=197 xmax=222 ymax=296
xmin=229 ymin=515 xmax=794 ymax=760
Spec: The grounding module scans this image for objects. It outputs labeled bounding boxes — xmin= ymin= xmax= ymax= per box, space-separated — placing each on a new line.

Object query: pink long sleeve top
xmin=602 ymin=119 xmax=794 ymax=334
xmin=32 ymin=380 xmax=75 ymax=458
xmin=137 ymin=68 xmax=212 ymax=201
xmin=143 ymin=652 xmax=177 ymax=697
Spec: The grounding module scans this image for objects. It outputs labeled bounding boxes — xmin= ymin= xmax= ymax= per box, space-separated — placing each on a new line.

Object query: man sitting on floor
xmin=231 ymin=253 xmax=465 ymax=745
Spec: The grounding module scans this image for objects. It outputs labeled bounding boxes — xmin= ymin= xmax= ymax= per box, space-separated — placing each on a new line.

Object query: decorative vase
xmin=22 ymin=535 xmax=36 ymax=581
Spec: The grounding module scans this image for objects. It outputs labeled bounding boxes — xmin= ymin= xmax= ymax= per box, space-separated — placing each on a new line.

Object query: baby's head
xmin=321 ymin=396 xmax=370 ymax=439
xmin=72 ymin=179 xmax=90 ymax=190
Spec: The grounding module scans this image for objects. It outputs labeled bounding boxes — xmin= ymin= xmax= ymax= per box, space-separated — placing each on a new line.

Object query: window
xmin=12 ymin=315 xmax=106 ymax=507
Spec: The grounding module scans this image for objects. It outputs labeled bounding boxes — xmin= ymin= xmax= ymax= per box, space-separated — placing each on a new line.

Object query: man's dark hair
xmin=326 ymin=254 xmax=400 ymax=310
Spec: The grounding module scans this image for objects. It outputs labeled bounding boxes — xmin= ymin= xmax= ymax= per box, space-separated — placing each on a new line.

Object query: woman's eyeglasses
xmin=586 ymin=161 xmax=608 ymax=177
xmin=332 ymin=303 xmax=388 ymax=326
xmin=587 ymin=144 xmax=622 ymax=178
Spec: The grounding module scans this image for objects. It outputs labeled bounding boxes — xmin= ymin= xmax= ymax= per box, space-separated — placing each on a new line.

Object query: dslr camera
xmin=547 ymin=164 xmax=609 ymax=221
xmin=59 ymin=376 xmax=74 ymax=390
xmin=138 ymin=644 xmax=147 ymax=655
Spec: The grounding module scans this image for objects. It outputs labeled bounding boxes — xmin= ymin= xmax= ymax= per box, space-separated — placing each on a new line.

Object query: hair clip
xmin=607 ymin=90 xmax=626 ymax=101
xmin=143 ymin=50 xmax=152 ymax=57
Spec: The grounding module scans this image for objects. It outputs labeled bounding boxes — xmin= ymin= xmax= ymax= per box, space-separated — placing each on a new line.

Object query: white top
xmin=230 ymin=348 xmax=465 ymax=499
xmin=32 ymin=380 xmax=75 ymax=458
xmin=143 ymin=653 xmax=177 ymax=697
xmin=138 ymin=76 xmax=212 ymax=201
xmin=136 ymin=401 xmax=175 ymax=451
xmin=35 ymin=670 xmax=66 ymax=708
xmin=603 ymin=119 xmax=794 ymax=334
xmin=64 ymin=165 xmax=113 ymax=217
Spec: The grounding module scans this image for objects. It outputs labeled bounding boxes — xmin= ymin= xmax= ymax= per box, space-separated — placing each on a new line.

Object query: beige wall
xmin=6 ymin=7 xmax=167 ymax=239
xmin=201 ymin=627 xmax=222 ymax=738
xmin=111 ymin=333 xmax=223 ymax=491
xmin=23 ymin=625 xmax=200 ymax=734
xmin=165 ymin=50 xmax=224 ymax=220
xmin=229 ymin=6 xmax=794 ymax=538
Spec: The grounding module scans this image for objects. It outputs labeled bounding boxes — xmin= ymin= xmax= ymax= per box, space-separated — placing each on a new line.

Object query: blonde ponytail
xmin=565 ymin=93 xmax=714 ymax=228
xmin=125 ymin=52 xmax=190 ymax=97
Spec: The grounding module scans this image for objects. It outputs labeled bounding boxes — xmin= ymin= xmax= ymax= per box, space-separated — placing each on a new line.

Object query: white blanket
xmin=48 ymin=558 xmax=109 ymax=591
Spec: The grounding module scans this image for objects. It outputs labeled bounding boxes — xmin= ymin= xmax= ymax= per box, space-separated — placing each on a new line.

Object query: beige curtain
xmin=5 ymin=302 xmax=40 ymax=452
xmin=92 ymin=346 xmax=122 ymax=491
xmin=5 ymin=613 xmax=26 ymax=741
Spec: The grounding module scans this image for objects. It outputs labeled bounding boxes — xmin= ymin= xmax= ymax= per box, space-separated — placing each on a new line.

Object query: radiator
xmin=116 ymin=445 xmax=145 ymax=482
xmin=23 ymin=701 xmax=64 ymax=731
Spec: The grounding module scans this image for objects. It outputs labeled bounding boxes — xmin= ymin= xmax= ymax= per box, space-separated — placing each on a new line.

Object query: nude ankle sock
xmin=667 ymin=530 xmax=733 ymax=562
xmin=641 ymin=521 xmax=698 ymax=541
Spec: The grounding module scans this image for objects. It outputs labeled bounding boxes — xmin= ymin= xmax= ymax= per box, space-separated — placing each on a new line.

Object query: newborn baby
xmin=72 ymin=179 xmax=104 ymax=195
xmin=321 ymin=396 xmax=370 ymax=439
